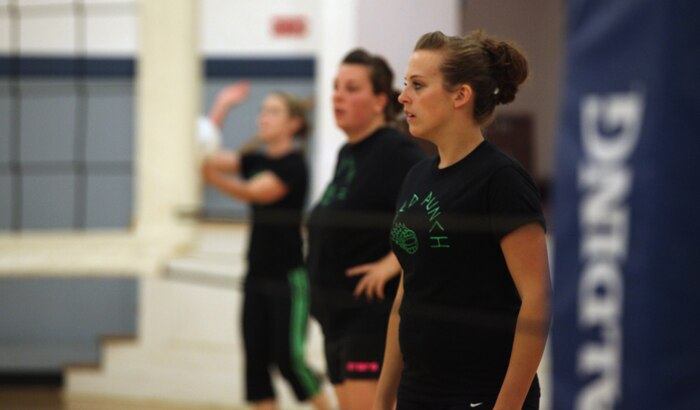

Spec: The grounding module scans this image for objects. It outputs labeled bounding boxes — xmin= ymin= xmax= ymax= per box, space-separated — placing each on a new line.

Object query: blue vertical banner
xmin=552 ymin=1 xmax=700 ymax=409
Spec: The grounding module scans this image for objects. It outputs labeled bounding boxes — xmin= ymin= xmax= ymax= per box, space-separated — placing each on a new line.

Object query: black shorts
xmin=397 ymin=392 xmax=498 ymax=410
xmin=397 ymin=372 xmax=540 ymax=410
xmin=397 ymin=386 xmax=539 ymax=410
xmin=311 ymin=285 xmax=392 ymax=384
xmin=324 ymin=332 xmax=386 ymax=384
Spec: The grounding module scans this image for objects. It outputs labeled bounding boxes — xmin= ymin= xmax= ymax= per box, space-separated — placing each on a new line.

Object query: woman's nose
xmin=398 ymin=88 xmax=408 ymax=104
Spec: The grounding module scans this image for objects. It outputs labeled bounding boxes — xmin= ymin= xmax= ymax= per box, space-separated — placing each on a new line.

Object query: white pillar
xmin=311 ymin=0 xmax=359 ymax=204
xmin=135 ymin=0 xmax=200 ymax=250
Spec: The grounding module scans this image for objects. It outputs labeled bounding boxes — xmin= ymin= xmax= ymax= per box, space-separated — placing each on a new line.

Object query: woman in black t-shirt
xmin=374 ymin=31 xmax=551 ymax=410
xmin=202 ymin=83 xmax=331 ymax=410
xmin=307 ymin=50 xmax=425 ymax=410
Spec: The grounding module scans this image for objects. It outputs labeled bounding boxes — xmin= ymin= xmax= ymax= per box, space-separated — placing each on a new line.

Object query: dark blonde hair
xmin=272 ymin=92 xmax=311 ymax=139
xmin=239 ymin=92 xmax=311 ymax=155
xmin=415 ymin=30 xmax=528 ymax=125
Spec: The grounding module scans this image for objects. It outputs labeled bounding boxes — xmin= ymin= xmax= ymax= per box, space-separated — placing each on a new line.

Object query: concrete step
xmin=65 ymin=223 xmax=332 ymax=409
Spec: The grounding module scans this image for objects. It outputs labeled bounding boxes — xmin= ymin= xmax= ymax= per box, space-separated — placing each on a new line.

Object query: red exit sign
xmin=272 ymin=16 xmax=307 ymax=37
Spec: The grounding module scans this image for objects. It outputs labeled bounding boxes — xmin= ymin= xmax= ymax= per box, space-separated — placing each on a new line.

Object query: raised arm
xmin=208 ymin=81 xmax=251 ymax=128
xmin=494 ymin=222 xmax=551 ymax=410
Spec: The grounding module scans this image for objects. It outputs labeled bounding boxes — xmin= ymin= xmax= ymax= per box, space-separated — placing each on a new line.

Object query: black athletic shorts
xmin=397 ymin=374 xmax=540 ymax=410
xmin=324 ymin=332 xmax=386 ymax=384
xmin=312 ymin=286 xmax=391 ymax=384
xmin=397 ymin=387 xmax=539 ymax=410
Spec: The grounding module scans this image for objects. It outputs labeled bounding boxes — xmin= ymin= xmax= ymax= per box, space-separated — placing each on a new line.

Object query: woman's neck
xmin=434 ymin=124 xmax=484 ymax=169
xmin=345 ymin=116 xmax=386 ymax=144
xmin=265 ymin=136 xmax=295 ymax=158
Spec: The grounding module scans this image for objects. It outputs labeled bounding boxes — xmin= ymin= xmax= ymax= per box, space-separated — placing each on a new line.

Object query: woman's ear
xmin=289 ymin=116 xmax=303 ymax=136
xmin=453 ymin=84 xmax=473 ymax=109
xmin=374 ymin=93 xmax=388 ymax=114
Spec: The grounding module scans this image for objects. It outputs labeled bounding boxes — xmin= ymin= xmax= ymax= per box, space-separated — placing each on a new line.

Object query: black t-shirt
xmin=241 ymin=151 xmax=307 ymax=279
xmin=307 ymin=127 xmax=425 ymax=335
xmin=391 ymin=140 xmax=545 ymax=397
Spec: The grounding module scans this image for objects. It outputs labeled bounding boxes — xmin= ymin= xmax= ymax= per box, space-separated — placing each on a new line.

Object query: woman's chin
xmin=407 ymin=125 xmax=424 ymax=138
xmin=334 ymin=118 xmax=348 ymax=132
xmin=258 ymin=134 xmax=275 ymax=144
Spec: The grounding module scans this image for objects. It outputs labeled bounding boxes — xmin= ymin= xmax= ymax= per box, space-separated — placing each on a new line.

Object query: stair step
xmin=101 ymin=334 xmax=137 ymax=346
xmin=65 ymin=363 xmax=100 ymax=373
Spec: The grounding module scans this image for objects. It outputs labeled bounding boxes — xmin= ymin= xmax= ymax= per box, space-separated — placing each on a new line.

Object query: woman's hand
xmin=215 ymin=81 xmax=251 ymax=108
xmin=346 ymin=252 xmax=401 ymax=301
xmin=208 ymin=81 xmax=251 ymax=127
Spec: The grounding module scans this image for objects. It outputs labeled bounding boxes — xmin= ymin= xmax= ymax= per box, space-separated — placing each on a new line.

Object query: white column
xmin=135 ymin=0 xmax=200 ymax=249
xmin=311 ymin=0 xmax=359 ymax=204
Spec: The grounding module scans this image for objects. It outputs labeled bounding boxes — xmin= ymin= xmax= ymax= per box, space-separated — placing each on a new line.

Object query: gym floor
xmin=0 ymin=386 xmax=242 ymax=410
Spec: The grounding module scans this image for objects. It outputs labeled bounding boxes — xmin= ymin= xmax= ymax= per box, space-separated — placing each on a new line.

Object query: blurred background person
xmin=202 ymin=82 xmax=331 ymax=410
xmin=306 ymin=49 xmax=425 ymax=410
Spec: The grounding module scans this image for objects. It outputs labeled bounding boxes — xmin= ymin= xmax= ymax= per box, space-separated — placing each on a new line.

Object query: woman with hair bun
xmin=307 ymin=49 xmax=425 ymax=409
xmin=374 ymin=31 xmax=551 ymax=410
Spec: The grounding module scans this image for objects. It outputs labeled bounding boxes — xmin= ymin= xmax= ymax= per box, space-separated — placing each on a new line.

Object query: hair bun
xmin=483 ymin=39 xmax=528 ymax=105
xmin=414 ymin=29 xmax=528 ymax=125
